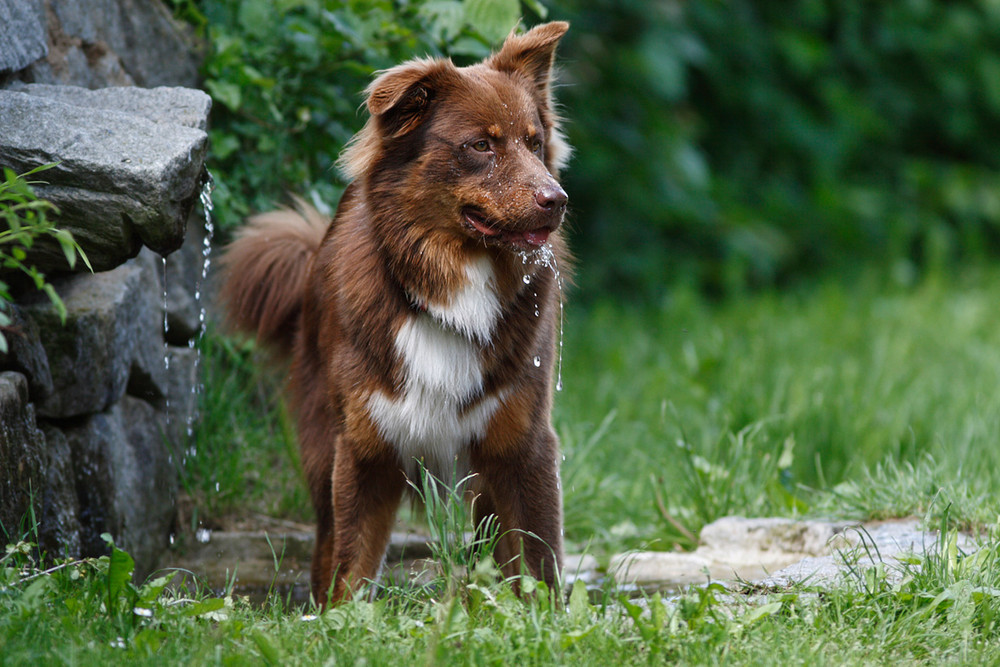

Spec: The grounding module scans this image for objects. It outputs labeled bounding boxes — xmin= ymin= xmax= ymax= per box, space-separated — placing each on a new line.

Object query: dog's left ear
xmin=487 ymin=22 xmax=569 ymax=105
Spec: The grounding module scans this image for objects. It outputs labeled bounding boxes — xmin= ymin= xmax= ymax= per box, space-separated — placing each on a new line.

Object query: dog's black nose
xmin=535 ymin=185 xmax=568 ymax=211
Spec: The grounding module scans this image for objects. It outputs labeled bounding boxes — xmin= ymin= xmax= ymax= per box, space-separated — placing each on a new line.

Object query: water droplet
xmin=533 ymin=356 xmax=541 ymax=367
xmin=214 ymin=481 xmax=220 ymax=492
xmin=169 ymin=533 xmax=175 ymax=545
xmin=556 ymin=379 xmax=564 ymax=392
xmin=534 ymin=309 xmax=539 ymax=317
xmin=522 ymin=274 xmax=531 ymax=284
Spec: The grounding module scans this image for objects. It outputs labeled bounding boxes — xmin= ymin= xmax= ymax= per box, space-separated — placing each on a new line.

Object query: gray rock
xmin=6 ymin=83 xmax=212 ymax=131
xmin=0 ymin=0 xmax=47 ymax=73
xmin=14 ymin=0 xmax=200 ymax=89
xmin=64 ymin=397 xmax=175 ymax=580
xmin=23 ymin=256 xmax=166 ymax=418
xmin=699 ymin=516 xmax=850 ymax=558
xmin=759 ymin=520 xmax=977 ymax=590
xmin=609 ymin=516 xmax=979 ymax=595
xmin=127 ymin=249 xmax=171 ymax=407
xmin=0 ymin=305 xmax=53 ymax=401
xmin=36 ymin=424 xmax=82 ymax=560
xmin=610 ymin=551 xmax=718 ymax=590
xmin=611 ymin=517 xmax=855 ymax=591
xmin=0 ymin=371 xmax=46 ymax=539
xmin=0 ymin=87 xmax=209 ymax=271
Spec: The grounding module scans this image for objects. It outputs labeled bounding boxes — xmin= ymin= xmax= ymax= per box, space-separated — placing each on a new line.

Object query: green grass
xmin=3 ymin=498 xmax=1000 ymax=664
xmin=557 ymin=266 xmax=1000 ymax=553
xmin=6 ymin=265 xmax=1000 ymax=663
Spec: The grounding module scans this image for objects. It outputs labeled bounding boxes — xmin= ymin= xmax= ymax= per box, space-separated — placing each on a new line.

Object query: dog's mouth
xmin=463 ymin=207 xmax=554 ymax=248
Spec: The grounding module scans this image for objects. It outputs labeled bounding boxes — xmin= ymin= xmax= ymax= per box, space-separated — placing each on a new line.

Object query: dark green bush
xmin=556 ymin=0 xmax=1000 ymax=297
xmin=191 ymin=0 xmax=1000 ymax=299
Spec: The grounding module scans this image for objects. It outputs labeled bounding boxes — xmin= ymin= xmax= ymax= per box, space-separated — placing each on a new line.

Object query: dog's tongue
xmin=503 ymin=228 xmax=550 ymax=246
xmin=523 ymin=228 xmax=551 ymax=246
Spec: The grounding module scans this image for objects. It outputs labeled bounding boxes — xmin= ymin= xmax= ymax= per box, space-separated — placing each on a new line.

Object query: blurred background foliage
xmin=183 ymin=0 xmax=1000 ymax=300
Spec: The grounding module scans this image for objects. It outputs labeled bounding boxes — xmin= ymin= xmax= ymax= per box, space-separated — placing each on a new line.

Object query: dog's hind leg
xmin=294 ymin=377 xmax=339 ymax=606
xmin=308 ymin=468 xmax=335 ymax=605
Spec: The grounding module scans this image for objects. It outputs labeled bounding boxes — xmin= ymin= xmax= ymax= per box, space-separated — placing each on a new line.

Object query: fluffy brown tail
xmin=219 ymin=197 xmax=328 ymax=351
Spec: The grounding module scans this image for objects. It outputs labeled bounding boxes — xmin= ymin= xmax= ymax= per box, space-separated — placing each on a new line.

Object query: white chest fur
xmin=425 ymin=255 xmax=501 ymax=343
xmin=367 ymin=257 xmax=502 ymax=481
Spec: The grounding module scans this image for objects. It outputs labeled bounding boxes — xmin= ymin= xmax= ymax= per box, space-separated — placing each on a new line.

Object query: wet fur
xmin=221 ymin=23 xmax=571 ymax=605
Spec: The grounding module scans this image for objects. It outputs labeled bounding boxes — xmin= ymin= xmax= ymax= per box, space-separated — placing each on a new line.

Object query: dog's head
xmin=341 ymin=22 xmax=571 ymax=252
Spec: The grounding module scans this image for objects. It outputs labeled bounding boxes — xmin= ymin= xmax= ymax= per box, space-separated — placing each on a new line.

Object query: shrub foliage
xmin=193 ymin=0 xmax=1000 ymax=297
xmin=557 ymin=0 xmax=1000 ymax=295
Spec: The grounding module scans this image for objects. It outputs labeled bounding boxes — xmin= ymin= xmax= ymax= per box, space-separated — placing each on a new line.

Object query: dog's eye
xmin=530 ymin=139 xmax=543 ymax=155
xmin=471 ymin=140 xmax=490 ymax=152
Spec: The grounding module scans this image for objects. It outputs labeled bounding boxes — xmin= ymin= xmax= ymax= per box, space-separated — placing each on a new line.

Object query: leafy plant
xmin=0 ymin=163 xmax=91 ymax=352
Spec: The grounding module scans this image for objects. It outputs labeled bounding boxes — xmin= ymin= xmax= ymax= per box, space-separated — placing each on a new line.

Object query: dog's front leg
xmin=326 ymin=444 xmax=405 ymax=605
xmin=471 ymin=428 xmax=564 ymax=593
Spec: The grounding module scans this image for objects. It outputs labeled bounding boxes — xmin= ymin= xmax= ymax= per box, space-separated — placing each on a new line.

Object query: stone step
xmin=160 ymin=516 xmax=977 ymax=605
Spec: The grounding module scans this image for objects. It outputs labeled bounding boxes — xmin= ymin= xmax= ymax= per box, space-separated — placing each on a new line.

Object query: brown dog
xmin=221 ymin=22 xmax=571 ymax=604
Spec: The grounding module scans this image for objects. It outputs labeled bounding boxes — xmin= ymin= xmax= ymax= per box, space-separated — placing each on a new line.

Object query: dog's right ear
xmin=365 ymin=58 xmax=458 ymax=138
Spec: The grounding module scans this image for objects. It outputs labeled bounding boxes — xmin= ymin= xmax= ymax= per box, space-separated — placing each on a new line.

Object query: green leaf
xmin=205 ymin=78 xmax=243 ymax=111
xmin=420 ymin=0 xmax=466 ymax=41
xmin=41 ymin=284 xmax=67 ymax=324
xmin=138 ymin=572 xmax=176 ymax=606
xmin=183 ymin=597 xmax=226 ymax=617
xmin=106 ymin=543 xmax=135 ymax=611
xmin=211 ymin=131 xmax=242 ymax=160
xmin=568 ymin=579 xmax=590 ymax=622
xmin=741 ymin=600 xmax=783 ymax=626
xmin=54 ymin=230 xmax=78 ymax=269
xmin=237 ymin=0 xmax=273 ymax=38
xmin=463 ymin=0 xmax=519 ymax=43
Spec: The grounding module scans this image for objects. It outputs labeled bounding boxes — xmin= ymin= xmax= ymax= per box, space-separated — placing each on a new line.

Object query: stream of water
xmin=160 ymin=172 xmax=215 ymax=464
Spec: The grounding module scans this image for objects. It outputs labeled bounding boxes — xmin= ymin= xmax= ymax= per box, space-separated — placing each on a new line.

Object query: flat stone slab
xmin=161 ymin=515 xmax=976 ymax=603
xmin=6 ymin=83 xmax=212 ymax=131
xmin=0 ymin=85 xmax=210 ymax=271
xmin=759 ymin=519 xmax=977 ymax=590
xmin=610 ymin=516 xmax=976 ymax=592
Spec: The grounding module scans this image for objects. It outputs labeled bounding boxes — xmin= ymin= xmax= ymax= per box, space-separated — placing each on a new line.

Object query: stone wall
xmin=0 ymin=0 xmax=208 ymax=579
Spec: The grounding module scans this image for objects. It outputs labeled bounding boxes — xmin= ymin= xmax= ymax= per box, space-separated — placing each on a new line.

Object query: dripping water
xmin=161 ymin=255 xmax=170 ymax=413
xmin=187 ymin=172 xmax=216 ymax=444
xmin=519 ymin=242 xmax=566 ymax=392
